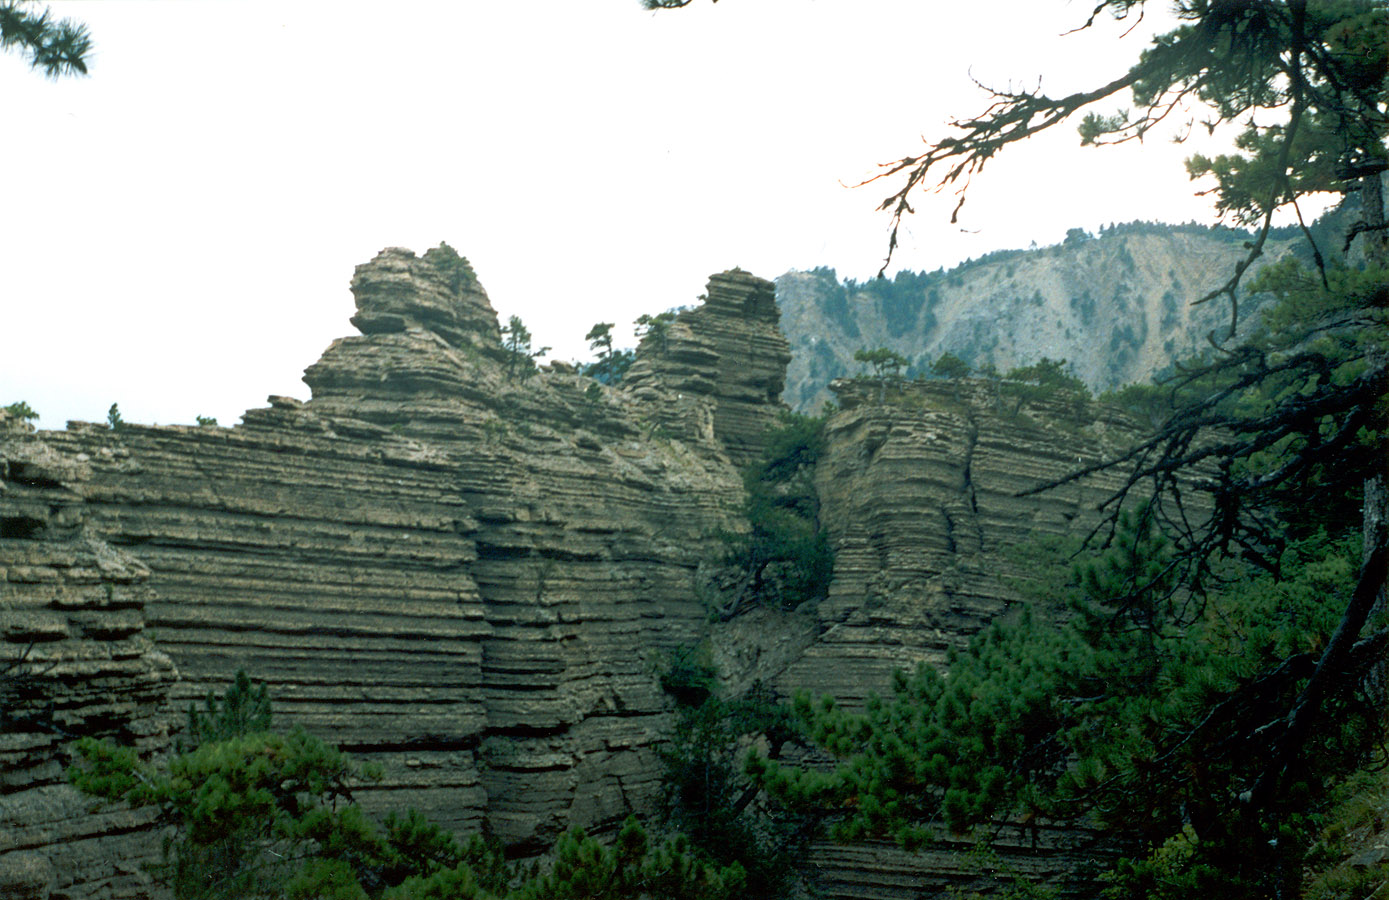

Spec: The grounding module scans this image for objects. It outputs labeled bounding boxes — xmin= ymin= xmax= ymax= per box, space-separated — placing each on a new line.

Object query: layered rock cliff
xmin=762 ymin=378 xmax=1146 ymax=899
xmin=0 ymin=412 xmax=176 ymax=900
xmin=2 ymin=246 xmax=1155 ymax=900
xmin=1 ymin=248 xmax=797 ymax=898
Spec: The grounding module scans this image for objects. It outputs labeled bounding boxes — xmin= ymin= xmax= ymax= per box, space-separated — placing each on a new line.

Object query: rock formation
xmin=1 ymin=246 xmax=1155 ymax=899
xmin=1 ymin=249 xmax=795 ymax=898
xmin=755 ymin=378 xmax=1147 ymax=899
xmin=624 ymin=268 xmax=791 ymax=469
xmin=0 ymin=411 xmax=176 ymax=900
xmin=777 ymin=378 xmax=1143 ymax=711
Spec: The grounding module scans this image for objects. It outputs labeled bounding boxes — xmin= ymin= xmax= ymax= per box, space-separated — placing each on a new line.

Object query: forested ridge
xmin=776 ymin=210 xmax=1360 ymax=413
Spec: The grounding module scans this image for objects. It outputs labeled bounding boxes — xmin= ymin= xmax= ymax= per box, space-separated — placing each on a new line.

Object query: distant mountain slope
xmin=776 ymin=221 xmax=1316 ymax=413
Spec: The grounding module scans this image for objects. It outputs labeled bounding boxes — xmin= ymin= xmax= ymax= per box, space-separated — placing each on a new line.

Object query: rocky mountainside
xmin=776 ymin=221 xmax=1310 ymax=412
xmin=3 ymin=246 xmax=1153 ymax=900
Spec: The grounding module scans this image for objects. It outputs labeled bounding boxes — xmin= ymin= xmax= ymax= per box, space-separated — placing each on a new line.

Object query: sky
xmin=3 ymin=1 xmax=1250 ymax=430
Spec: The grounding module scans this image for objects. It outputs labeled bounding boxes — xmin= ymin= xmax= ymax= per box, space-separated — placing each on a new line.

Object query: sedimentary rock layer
xmin=0 ymin=411 xmax=176 ymax=900
xmin=774 ymin=378 xmax=1146 ymax=713
xmin=625 ymin=269 xmax=791 ymax=469
xmin=1 ymin=246 xmax=1156 ymax=900
xmin=3 ymin=249 xmax=793 ymax=882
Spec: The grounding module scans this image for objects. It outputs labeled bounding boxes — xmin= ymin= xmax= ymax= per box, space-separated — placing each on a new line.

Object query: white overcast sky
xmin=4 ymin=1 xmax=1251 ymax=430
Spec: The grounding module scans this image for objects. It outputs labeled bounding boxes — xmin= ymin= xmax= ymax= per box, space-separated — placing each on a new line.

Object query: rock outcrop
xmin=1 ymin=249 xmax=795 ymax=891
xmin=759 ymin=378 xmax=1148 ymax=899
xmin=0 ymin=411 xmax=176 ymax=900
xmin=775 ymin=378 xmax=1143 ymax=711
xmin=625 ymin=269 xmax=791 ymax=469
xmin=1 ymin=247 xmax=1156 ymax=900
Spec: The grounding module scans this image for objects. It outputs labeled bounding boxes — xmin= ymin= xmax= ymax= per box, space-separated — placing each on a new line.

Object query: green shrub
xmin=3 ymin=400 xmax=38 ymax=420
xmin=71 ymin=673 xmax=743 ymax=900
xmin=722 ymin=413 xmax=833 ymax=612
xmin=658 ymin=654 xmax=808 ymax=898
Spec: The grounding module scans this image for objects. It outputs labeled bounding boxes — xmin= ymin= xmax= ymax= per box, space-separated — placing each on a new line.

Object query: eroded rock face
xmin=775 ymin=378 xmax=1143 ymax=711
xmin=625 ymin=269 xmax=791 ymax=469
xmin=1 ymin=248 xmax=1152 ymax=899
xmin=5 ymin=248 xmax=794 ymax=865
xmin=748 ymin=378 xmax=1147 ymax=899
xmin=0 ymin=411 xmax=176 ymax=900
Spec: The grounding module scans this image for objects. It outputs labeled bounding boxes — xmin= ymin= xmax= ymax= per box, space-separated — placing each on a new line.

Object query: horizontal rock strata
xmin=777 ymin=377 xmax=1147 ymax=711
xmin=3 ymin=248 xmax=794 ymax=880
xmin=0 ymin=411 xmax=176 ymax=900
xmin=2 ymin=247 xmax=1166 ymax=900
xmin=625 ymin=269 xmax=791 ymax=469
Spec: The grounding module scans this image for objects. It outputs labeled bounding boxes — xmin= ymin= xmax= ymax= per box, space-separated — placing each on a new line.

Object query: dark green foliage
xmin=634 ymin=311 xmax=676 ymax=356
xmin=0 ymin=1 xmax=90 ymax=78
xmin=658 ymin=654 xmax=807 ymax=898
xmin=722 ymin=413 xmax=833 ymax=612
xmin=386 ymin=816 xmax=744 ymax=900
xmin=853 ymin=346 xmax=908 ymax=379
xmin=106 ymin=403 xmax=124 ymax=431
xmin=1159 ymin=289 xmax=1180 ymax=332
xmin=750 ymin=517 xmax=1373 ymax=897
xmin=423 ymin=243 xmax=476 ymax=295
xmin=1000 ymin=358 xmax=1091 ymax=416
xmin=501 ymin=315 xmax=549 ymax=381
xmin=180 ymin=669 xmax=272 ymax=752
xmin=1098 ymin=382 xmax=1178 ymax=429
xmin=195 ymin=415 xmax=218 ymax=427
xmin=1003 ymin=358 xmax=1086 ymax=395
xmin=71 ymin=675 xmax=743 ymax=900
xmin=585 ymin=322 xmax=613 ymax=359
xmin=929 ymin=352 xmax=971 ymax=380
xmin=1217 ymin=259 xmax=1387 ymax=540
xmin=658 ymin=644 xmax=718 ymax=708
xmin=2 ymin=400 xmax=38 ymax=420
xmin=1069 ymin=290 xmax=1097 ymax=327
xmin=845 ymin=270 xmax=940 ymax=338
xmin=807 ymin=267 xmax=859 ymax=339
xmin=580 ymin=323 xmax=634 ymax=385
xmin=1108 ymin=322 xmax=1142 ymax=355
xmin=71 ymin=726 xmax=367 ymax=900
xmin=875 ymin=272 xmax=928 ymax=337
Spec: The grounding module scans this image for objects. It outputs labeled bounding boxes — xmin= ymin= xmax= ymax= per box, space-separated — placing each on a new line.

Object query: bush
xmin=658 ymin=654 xmax=809 ymax=898
xmin=3 ymin=400 xmax=38 ymax=420
xmin=722 ymin=413 xmax=834 ymax=612
xmin=71 ymin=673 xmax=745 ymax=900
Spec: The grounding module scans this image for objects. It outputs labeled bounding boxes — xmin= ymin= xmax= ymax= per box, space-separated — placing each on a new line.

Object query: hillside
xmin=776 ymin=221 xmax=1320 ymax=412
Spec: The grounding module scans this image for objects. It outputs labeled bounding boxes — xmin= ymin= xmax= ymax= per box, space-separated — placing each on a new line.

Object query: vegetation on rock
xmin=2 ymin=400 xmax=38 ymax=421
xmin=69 ymin=672 xmax=748 ymax=900
xmin=719 ymin=412 xmax=833 ymax=616
xmin=657 ymin=649 xmax=810 ymax=898
xmin=634 ymin=311 xmax=677 ymax=356
xmin=581 ymin=322 xmax=635 ymax=385
xmin=653 ymin=0 xmax=1389 ymax=895
xmin=501 ymin=315 xmax=549 ymax=381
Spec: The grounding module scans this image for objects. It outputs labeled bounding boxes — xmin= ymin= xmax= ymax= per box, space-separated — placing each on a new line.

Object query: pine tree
xmin=0 ymin=1 xmax=90 ymax=78
xmin=646 ymin=2 xmax=1389 ymax=894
